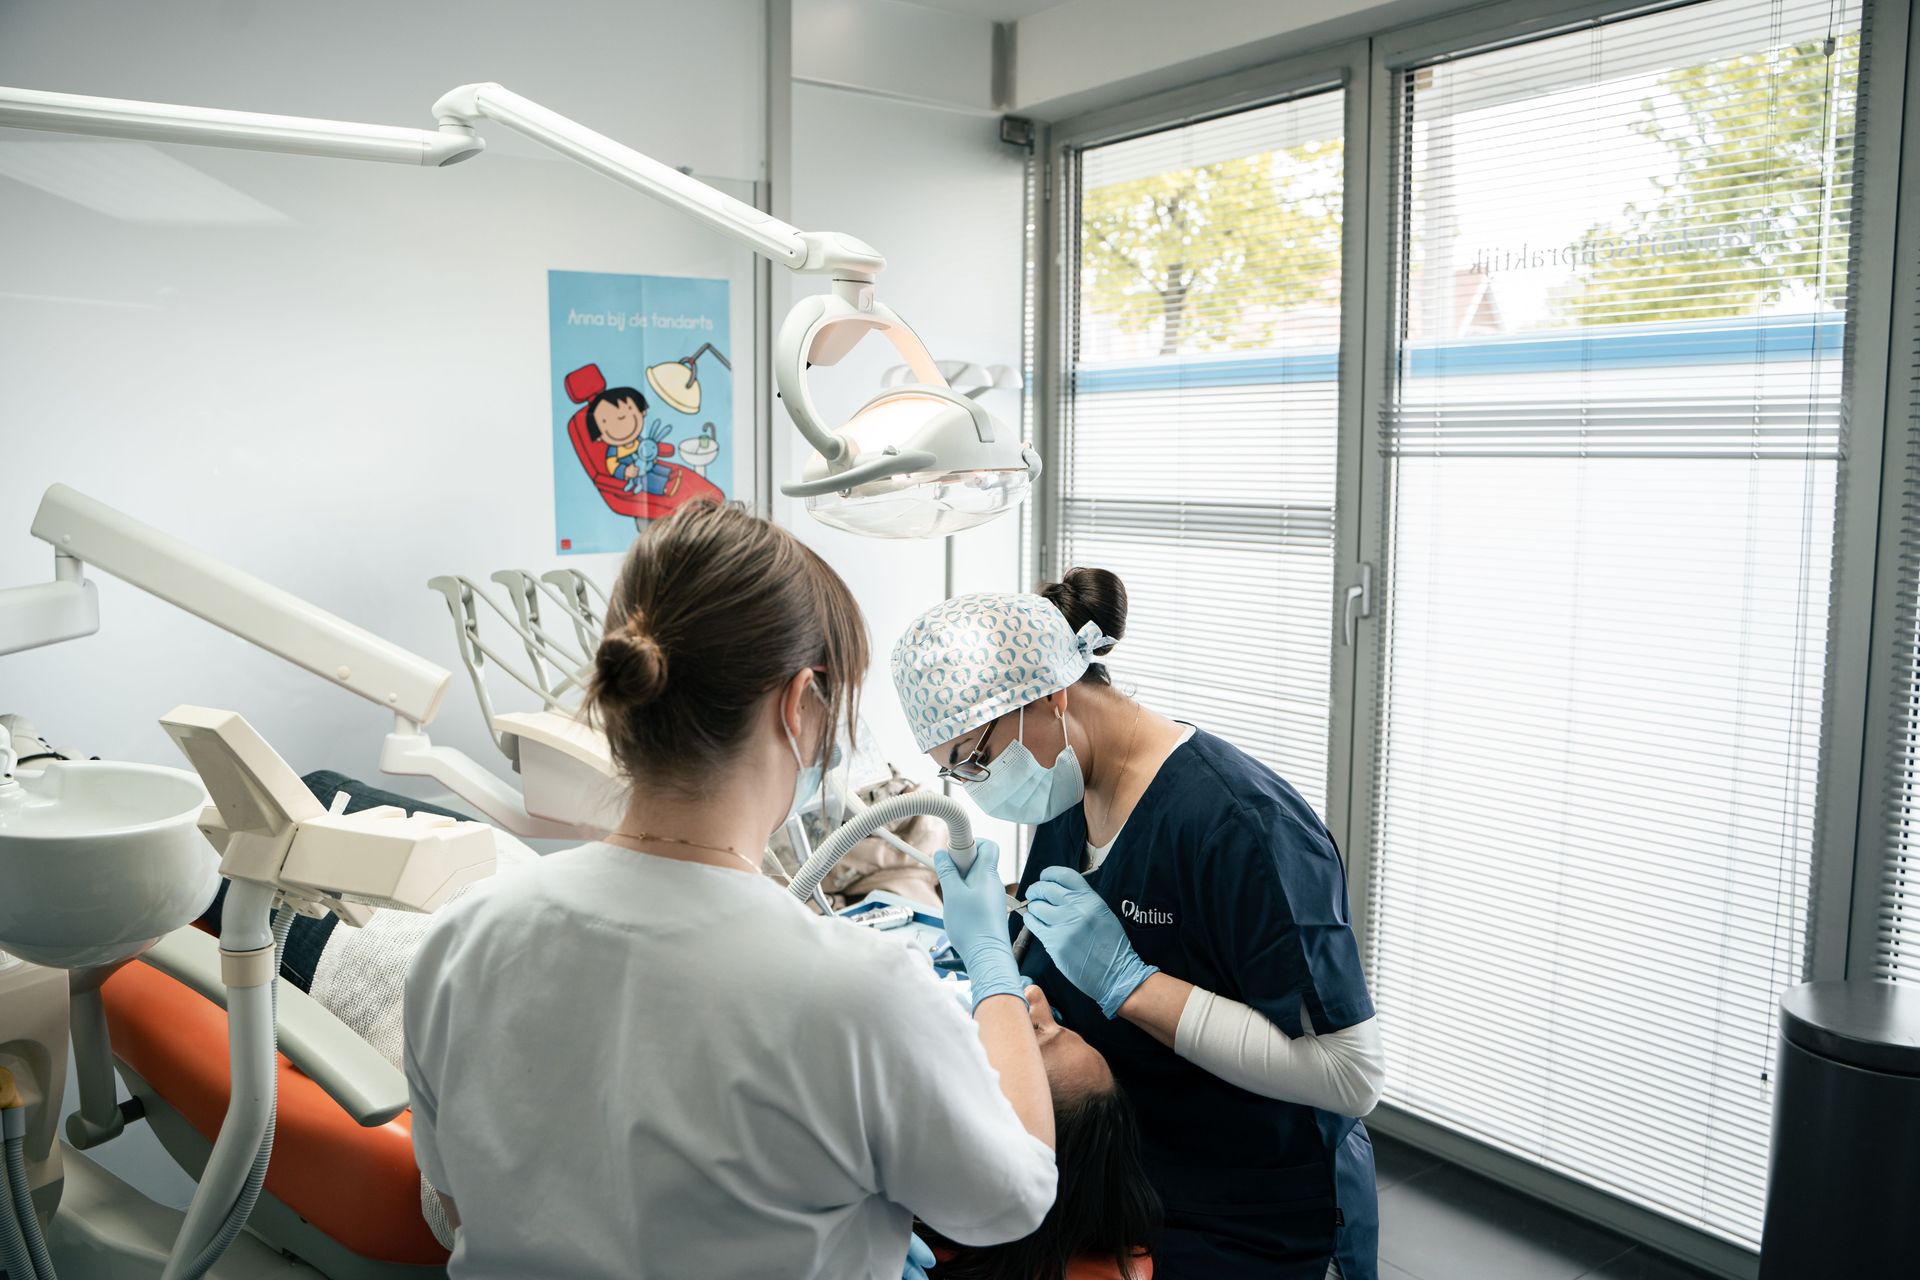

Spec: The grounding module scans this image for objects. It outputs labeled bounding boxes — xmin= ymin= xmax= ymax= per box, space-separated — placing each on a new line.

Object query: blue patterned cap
xmin=891 ymin=592 xmax=1116 ymax=754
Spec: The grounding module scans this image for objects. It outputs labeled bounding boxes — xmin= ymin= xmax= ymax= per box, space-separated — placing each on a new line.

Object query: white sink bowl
xmin=0 ymin=760 xmax=219 ymax=969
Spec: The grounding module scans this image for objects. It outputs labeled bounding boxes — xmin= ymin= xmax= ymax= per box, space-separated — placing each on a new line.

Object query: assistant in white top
xmin=405 ymin=844 xmax=1054 ymax=1280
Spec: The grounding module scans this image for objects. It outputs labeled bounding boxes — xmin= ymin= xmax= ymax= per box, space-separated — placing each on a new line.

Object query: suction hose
xmin=788 ymin=791 xmax=975 ymax=905
xmin=0 ymin=1068 xmax=45 ymax=1280
xmin=160 ymin=885 xmax=292 ymax=1280
xmin=175 ymin=909 xmax=295 ymax=1280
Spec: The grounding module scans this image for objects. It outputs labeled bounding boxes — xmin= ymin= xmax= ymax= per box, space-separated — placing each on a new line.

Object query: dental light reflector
xmin=776 ymin=293 xmax=1039 ymax=537
xmin=797 ymin=390 xmax=1037 ymax=538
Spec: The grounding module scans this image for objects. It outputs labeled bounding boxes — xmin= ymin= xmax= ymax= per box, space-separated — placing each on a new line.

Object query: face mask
xmin=960 ymin=705 xmax=1084 ymax=825
xmin=783 ymin=682 xmax=843 ymax=823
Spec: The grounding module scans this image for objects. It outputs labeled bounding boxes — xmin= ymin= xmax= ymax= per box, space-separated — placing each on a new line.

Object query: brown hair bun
xmin=593 ymin=615 xmax=669 ymax=710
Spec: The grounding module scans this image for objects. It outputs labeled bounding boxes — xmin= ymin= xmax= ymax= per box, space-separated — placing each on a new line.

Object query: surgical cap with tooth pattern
xmin=891 ymin=592 xmax=1115 ymax=754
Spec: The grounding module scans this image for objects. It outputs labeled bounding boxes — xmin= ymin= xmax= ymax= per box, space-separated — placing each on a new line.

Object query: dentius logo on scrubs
xmin=1121 ymin=900 xmax=1175 ymax=926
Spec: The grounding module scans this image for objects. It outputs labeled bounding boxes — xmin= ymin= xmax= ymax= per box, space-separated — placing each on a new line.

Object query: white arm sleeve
xmin=1173 ymin=987 xmax=1386 ymax=1117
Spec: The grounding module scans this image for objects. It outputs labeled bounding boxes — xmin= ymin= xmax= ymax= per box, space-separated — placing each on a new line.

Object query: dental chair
xmin=95 ymin=933 xmax=449 ymax=1279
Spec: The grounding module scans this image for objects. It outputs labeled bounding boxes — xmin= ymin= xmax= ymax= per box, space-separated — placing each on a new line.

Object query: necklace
xmin=609 ymin=829 xmax=763 ymax=876
xmin=1093 ymin=700 xmax=1144 ymax=840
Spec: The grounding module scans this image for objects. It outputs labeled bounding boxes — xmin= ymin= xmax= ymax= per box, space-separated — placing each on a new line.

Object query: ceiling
xmin=893 ymin=0 xmax=1070 ymax=21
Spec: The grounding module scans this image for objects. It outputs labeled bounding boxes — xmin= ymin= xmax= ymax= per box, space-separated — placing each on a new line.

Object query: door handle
xmin=1343 ymin=563 xmax=1373 ymax=647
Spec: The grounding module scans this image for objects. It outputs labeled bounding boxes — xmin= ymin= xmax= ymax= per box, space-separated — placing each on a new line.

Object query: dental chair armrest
xmin=141 ymin=927 xmax=411 ymax=1126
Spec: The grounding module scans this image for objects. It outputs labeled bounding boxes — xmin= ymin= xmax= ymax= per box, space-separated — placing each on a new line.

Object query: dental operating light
xmin=0 ymin=81 xmax=1040 ymax=537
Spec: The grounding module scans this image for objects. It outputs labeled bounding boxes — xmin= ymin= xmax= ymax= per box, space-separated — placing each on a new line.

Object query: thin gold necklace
xmin=608 ymin=829 xmax=763 ymax=876
xmin=1093 ymin=700 xmax=1144 ymax=840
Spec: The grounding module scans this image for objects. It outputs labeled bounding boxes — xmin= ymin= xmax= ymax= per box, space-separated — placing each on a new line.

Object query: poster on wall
xmin=548 ymin=269 xmax=732 ymax=555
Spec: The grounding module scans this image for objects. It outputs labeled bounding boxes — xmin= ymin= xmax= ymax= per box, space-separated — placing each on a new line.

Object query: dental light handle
xmin=789 ymin=792 xmax=975 ymax=905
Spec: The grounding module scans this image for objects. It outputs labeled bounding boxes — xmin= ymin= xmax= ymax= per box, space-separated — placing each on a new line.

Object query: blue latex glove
xmin=1022 ymin=866 xmax=1159 ymax=1019
xmin=934 ymin=840 xmax=1024 ymax=1008
xmin=903 ymin=1232 xmax=937 ymax=1280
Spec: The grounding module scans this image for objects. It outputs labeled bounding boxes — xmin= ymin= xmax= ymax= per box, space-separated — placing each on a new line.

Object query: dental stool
xmin=98 ymin=929 xmax=449 ymax=1279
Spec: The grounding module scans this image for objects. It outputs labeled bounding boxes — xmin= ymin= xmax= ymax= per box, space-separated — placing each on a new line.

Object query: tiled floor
xmin=1371 ymin=1133 xmax=1716 ymax=1280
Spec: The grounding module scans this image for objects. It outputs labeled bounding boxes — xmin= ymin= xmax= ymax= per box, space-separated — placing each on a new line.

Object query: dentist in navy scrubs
xmin=893 ymin=572 xmax=1387 ymax=1280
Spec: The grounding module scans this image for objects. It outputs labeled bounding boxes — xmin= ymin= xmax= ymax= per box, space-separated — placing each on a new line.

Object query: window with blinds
xmin=1367 ymin=0 xmax=1862 ymax=1248
xmin=1880 ymin=264 xmax=1920 ymax=979
xmin=1063 ymin=91 xmax=1346 ymax=813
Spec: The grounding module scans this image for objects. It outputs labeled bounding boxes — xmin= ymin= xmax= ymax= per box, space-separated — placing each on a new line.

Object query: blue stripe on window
xmin=1071 ymin=314 xmax=1844 ymax=394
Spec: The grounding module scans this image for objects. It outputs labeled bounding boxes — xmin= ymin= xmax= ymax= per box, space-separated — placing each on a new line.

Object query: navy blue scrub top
xmin=1016 ymin=728 xmax=1376 ymax=1276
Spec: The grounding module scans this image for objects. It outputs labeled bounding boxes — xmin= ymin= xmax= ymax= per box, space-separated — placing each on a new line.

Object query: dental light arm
xmin=431 ymin=83 xmax=883 ymax=280
xmin=0 ymin=80 xmax=1038 ymax=536
xmin=0 ymin=84 xmax=483 ymax=166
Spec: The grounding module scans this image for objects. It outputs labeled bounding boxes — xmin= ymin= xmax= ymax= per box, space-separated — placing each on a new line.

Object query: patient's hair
xmin=1040 ymin=567 xmax=1127 ymax=689
xmin=584 ymin=387 xmax=648 ymax=440
xmin=586 ymin=501 xmax=867 ymax=791
xmin=928 ymin=1083 xmax=1160 ymax=1280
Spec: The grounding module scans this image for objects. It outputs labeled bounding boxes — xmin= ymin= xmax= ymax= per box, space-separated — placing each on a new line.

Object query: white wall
xmin=774 ymin=75 xmax=1028 ymax=843
xmin=0 ymin=0 xmax=765 ymax=791
xmin=794 ymin=0 xmax=1002 ymax=111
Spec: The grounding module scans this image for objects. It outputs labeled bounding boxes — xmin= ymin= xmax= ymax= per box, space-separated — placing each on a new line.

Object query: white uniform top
xmin=404 ymin=841 xmax=1056 ymax=1280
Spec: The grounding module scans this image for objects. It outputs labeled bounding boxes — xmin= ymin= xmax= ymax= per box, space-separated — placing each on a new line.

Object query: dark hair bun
xmin=594 ymin=617 xmax=669 ymax=709
xmin=1041 ymin=567 xmax=1127 ymax=654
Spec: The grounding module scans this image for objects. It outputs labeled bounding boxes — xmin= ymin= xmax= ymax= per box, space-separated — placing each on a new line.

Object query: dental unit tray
xmin=163 ymin=706 xmax=497 ymax=924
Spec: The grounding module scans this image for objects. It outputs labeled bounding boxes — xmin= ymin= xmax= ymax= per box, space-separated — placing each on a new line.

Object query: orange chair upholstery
xmin=101 ymin=959 xmax=449 ymax=1267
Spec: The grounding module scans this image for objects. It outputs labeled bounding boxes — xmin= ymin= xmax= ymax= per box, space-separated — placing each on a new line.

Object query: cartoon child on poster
xmin=584 ymin=385 xmax=675 ymax=495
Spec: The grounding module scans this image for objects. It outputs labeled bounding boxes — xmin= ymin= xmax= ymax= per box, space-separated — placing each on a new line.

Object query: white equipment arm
xmin=30 ymin=483 xmax=450 ymax=725
xmin=2 ymin=484 xmax=597 ymax=837
xmin=432 ymin=83 xmax=882 ymax=279
xmin=0 ymin=81 xmax=880 ymax=279
xmin=0 ymin=84 xmax=482 ymax=166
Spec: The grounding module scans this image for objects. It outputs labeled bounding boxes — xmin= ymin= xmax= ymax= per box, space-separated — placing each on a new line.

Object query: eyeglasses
xmin=938 ymin=714 xmax=1004 ymax=784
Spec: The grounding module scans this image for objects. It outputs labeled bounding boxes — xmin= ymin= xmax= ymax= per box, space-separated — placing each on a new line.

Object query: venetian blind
xmin=1062 ymin=89 xmax=1347 ymax=812
xmin=1878 ymin=213 xmax=1920 ymax=980
xmin=1367 ymin=0 xmax=1863 ymax=1246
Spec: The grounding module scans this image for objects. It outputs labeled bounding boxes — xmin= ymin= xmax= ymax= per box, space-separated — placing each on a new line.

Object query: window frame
xmin=1038 ymin=40 xmax=1375 ymax=857
xmin=1851 ymin=0 xmax=1920 ymax=981
xmin=1027 ymin=0 xmax=1913 ymax=1276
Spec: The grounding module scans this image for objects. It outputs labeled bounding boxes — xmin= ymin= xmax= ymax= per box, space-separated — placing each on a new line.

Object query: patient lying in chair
xmin=925 ymin=984 xmax=1160 ymax=1280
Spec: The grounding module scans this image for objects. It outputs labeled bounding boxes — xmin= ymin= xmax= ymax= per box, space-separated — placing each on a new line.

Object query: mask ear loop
xmin=804 ymin=676 xmax=847 ymax=831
